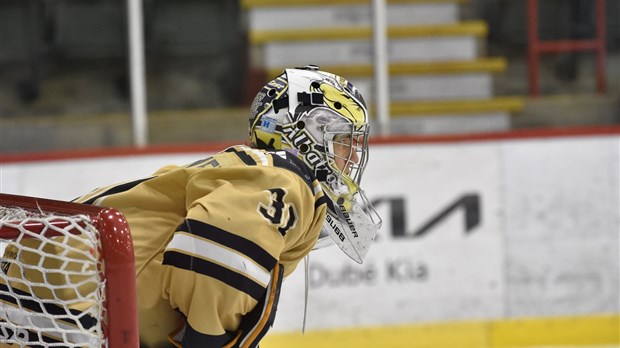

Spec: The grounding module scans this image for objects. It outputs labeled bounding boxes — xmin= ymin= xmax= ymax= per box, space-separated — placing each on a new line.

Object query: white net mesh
xmin=0 ymin=205 xmax=105 ymax=347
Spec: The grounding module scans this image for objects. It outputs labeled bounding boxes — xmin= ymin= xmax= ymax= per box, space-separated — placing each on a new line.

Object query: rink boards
xmin=1 ymin=128 xmax=619 ymax=347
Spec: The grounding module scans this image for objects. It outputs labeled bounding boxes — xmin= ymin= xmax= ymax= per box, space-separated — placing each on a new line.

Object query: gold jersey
xmin=2 ymin=145 xmax=327 ymax=348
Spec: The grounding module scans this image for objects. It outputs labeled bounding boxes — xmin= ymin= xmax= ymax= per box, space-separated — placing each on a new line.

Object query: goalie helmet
xmin=249 ymin=65 xmax=382 ymax=263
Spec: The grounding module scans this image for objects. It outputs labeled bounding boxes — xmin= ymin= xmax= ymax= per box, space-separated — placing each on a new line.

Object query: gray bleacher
xmin=0 ymin=0 xmax=618 ymax=153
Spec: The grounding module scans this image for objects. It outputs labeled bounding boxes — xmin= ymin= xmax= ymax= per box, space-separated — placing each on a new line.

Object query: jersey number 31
xmin=258 ymin=188 xmax=298 ymax=236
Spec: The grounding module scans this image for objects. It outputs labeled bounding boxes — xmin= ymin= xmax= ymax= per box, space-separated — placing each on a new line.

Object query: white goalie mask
xmin=249 ymin=65 xmax=382 ymax=263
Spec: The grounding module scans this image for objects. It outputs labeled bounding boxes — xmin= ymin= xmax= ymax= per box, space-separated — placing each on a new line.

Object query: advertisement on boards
xmin=1 ymin=131 xmax=618 ymax=333
xmin=272 ymin=143 xmax=505 ymax=332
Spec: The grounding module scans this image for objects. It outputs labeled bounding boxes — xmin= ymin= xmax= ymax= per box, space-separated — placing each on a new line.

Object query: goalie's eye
xmin=334 ymin=134 xmax=363 ymax=154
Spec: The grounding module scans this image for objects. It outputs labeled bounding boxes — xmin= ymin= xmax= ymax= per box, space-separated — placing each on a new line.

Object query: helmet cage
xmin=323 ymin=122 xmax=370 ymax=189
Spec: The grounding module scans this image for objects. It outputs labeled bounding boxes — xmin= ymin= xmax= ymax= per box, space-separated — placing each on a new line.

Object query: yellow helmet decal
xmin=312 ymin=80 xmax=366 ymax=126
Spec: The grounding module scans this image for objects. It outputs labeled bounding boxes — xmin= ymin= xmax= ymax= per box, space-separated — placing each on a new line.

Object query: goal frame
xmin=0 ymin=193 xmax=139 ymax=347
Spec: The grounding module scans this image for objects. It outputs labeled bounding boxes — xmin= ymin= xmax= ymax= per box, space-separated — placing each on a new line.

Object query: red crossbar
xmin=527 ymin=0 xmax=607 ymax=96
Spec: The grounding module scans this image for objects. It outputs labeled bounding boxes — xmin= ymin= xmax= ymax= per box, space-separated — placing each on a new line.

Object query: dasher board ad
xmin=272 ymin=135 xmax=619 ymax=332
xmin=1 ymin=131 xmax=618 ymax=333
xmin=274 ymin=142 xmax=505 ymax=331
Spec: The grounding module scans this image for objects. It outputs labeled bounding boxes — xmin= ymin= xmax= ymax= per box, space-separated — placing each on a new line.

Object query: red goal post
xmin=0 ymin=193 xmax=139 ymax=347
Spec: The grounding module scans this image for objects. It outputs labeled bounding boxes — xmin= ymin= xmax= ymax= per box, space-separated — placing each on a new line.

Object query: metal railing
xmin=527 ymin=0 xmax=607 ymax=96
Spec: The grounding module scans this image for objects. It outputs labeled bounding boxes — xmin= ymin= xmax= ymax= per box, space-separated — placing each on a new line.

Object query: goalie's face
xmin=324 ymin=123 xmax=369 ymax=189
xmin=333 ymin=134 xmax=361 ymax=176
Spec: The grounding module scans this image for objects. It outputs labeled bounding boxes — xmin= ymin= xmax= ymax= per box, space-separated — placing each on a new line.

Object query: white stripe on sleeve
xmin=165 ymin=233 xmax=271 ymax=287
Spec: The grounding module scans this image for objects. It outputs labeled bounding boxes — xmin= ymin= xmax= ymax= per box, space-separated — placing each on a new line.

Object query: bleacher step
xmin=247 ymin=1 xmax=462 ymax=30
xmin=376 ymin=97 xmax=524 ymax=135
xmin=388 ymin=97 xmax=525 ymax=116
xmin=242 ymin=0 xmax=469 ymax=7
xmin=249 ymin=21 xmax=487 ymax=44
xmin=265 ymin=59 xmax=507 ymax=101
xmin=266 ymin=57 xmax=507 ymax=78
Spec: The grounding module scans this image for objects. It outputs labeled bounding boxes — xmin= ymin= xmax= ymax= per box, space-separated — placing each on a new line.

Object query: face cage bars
xmin=323 ymin=123 xmax=370 ymax=187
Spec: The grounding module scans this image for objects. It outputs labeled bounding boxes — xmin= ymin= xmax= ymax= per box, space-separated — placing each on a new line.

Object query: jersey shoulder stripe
xmin=178 ymin=219 xmax=277 ymax=271
xmin=222 ymin=145 xmax=318 ymax=193
xmin=269 ymin=151 xmax=316 ymax=191
xmin=78 ymin=177 xmax=153 ymax=205
xmin=162 ymin=250 xmax=265 ymax=301
xmin=225 ymin=147 xmax=257 ymax=166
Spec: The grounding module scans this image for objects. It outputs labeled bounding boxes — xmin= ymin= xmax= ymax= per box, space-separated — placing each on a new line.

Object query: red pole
xmin=99 ymin=208 xmax=139 ymax=348
xmin=527 ymin=0 xmax=540 ymax=97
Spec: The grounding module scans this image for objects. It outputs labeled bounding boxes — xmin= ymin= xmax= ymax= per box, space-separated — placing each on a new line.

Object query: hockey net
xmin=0 ymin=193 xmax=138 ymax=347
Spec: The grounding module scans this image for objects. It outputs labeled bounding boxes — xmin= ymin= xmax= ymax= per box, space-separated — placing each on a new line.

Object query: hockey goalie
xmin=0 ymin=66 xmax=382 ymax=348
